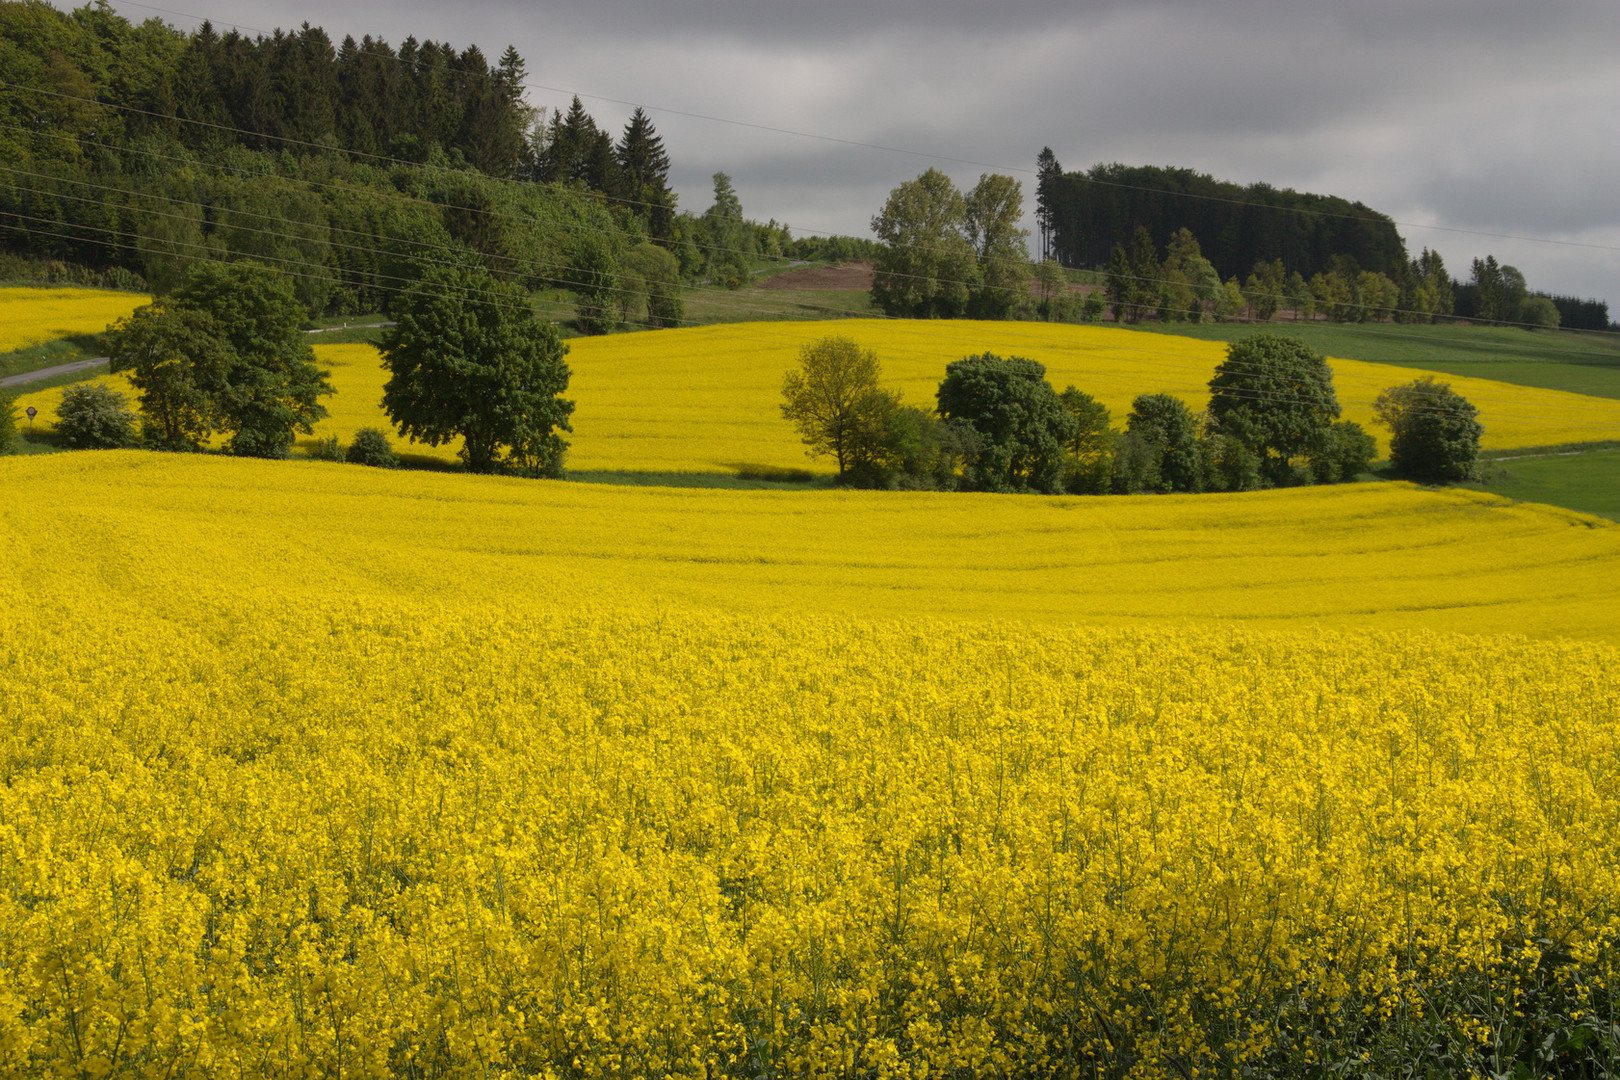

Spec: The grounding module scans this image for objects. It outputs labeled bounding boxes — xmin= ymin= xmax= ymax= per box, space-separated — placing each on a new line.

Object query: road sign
xmin=25 ymin=406 xmax=36 ymax=422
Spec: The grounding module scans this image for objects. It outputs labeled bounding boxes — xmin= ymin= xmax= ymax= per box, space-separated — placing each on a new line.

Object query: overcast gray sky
xmin=114 ymin=0 xmax=1620 ymax=308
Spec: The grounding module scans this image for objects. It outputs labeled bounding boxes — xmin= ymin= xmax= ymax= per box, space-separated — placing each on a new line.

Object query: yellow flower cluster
xmin=2 ymin=471 xmax=1617 ymax=1076
xmin=0 ymin=287 xmax=147 ymax=356
xmin=15 ymin=318 xmax=1619 ymax=473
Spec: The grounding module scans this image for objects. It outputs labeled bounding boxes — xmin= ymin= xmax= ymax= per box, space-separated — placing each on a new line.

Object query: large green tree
xmin=1207 ymin=333 xmax=1340 ymax=484
xmin=870 ymin=169 xmax=978 ymax=318
xmin=174 ymin=262 xmax=332 ymax=457
xmin=381 ymin=266 xmax=573 ymax=475
xmin=963 ymin=173 xmax=1029 ymax=318
xmin=106 ymin=302 xmax=233 ymax=448
xmin=936 ymin=353 xmax=1075 ymax=494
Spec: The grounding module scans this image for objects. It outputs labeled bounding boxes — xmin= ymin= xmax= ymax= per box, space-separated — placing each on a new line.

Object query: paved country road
xmin=1 ymin=323 xmax=396 ymax=389
xmin=0 ymin=358 xmax=107 ymax=388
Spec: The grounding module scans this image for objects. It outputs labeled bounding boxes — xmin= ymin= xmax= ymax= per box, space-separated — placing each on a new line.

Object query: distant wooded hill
xmin=1036 ymin=157 xmax=1408 ymax=282
xmin=0 ymin=0 xmax=795 ymax=328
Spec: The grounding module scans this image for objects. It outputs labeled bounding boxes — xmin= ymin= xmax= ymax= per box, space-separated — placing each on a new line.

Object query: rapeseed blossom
xmin=0 ymin=287 xmax=147 ymax=355
xmin=13 ymin=313 xmax=1619 ymax=473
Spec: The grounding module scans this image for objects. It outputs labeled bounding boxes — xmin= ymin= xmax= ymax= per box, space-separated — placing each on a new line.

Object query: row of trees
xmin=1036 ymin=153 xmax=1409 ymax=281
xmin=780 ymin=334 xmax=1483 ymax=493
xmin=0 ymin=1 xmax=771 ymax=335
xmin=86 ymin=260 xmax=575 ymax=474
xmin=868 ymin=169 xmax=1031 ymax=319
xmin=865 ymin=166 xmax=1598 ymax=333
xmin=1102 ymin=227 xmax=1582 ymax=329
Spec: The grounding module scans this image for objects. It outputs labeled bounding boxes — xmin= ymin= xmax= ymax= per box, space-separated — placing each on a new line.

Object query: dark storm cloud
xmin=113 ymin=0 xmax=1620 ymax=302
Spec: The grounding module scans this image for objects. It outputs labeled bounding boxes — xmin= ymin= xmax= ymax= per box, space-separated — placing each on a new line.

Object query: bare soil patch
xmin=759 ymin=262 xmax=874 ymax=291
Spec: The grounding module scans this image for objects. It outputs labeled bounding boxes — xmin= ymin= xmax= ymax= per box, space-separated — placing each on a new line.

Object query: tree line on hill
xmin=780 ymin=333 xmax=1483 ymax=494
xmin=1033 ymin=151 xmax=1609 ymax=331
xmin=867 ymin=162 xmax=1609 ymax=332
xmin=0 ymin=0 xmax=843 ymax=333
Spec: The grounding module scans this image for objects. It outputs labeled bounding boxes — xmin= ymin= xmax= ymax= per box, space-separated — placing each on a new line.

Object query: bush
xmin=1309 ymin=420 xmax=1378 ymax=483
xmin=1374 ymin=377 xmax=1483 ymax=482
xmin=307 ymin=435 xmax=345 ymax=461
xmin=55 ymin=382 xmax=137 ymax=449
xmin=1202 ymin=432 xmax=1262 ymax=492
xmin=346 ymin=428 xmax=398 ymax=468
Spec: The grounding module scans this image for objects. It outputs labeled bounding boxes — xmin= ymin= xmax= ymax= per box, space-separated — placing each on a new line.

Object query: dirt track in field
xmin=759 ymin=262 xmax=874 ymax=290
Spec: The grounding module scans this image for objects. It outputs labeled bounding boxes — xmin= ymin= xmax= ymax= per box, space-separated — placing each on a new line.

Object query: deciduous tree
xmin=936 ymin=353 xmax=1075 ymax=494
xmin=870 ymin=169 xmax=977 ymax=318
xmin=173 ymin=262 xmax=331 ymax=457
xmin=382 ymin=265 xmax=573 ymax=474
xmin=55 ymin=382 xmax=137 ymax=449
xmin=1373 ymin=376 xmax=1482 ymax=481
xmin=779 ymin=336 xmax=897 ymax=482
xmin=106 ymin=301 xmax=233 ymax=449
xmin=1207 ymin=333 xmax=1340 ymax=483
xmin=963 ymin=173 xmax=1029 ymax=319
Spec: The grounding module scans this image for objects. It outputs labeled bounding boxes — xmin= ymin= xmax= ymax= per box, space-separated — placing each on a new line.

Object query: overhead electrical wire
xmin=2 ymin=35 xmax=1616 ymax=430
xmin=79 ymin=0 xmax=1620 ymax=259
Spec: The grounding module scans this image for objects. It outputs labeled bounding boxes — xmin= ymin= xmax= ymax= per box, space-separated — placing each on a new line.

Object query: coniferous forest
xmin=0 ymin=0 xmax=790 ymax=324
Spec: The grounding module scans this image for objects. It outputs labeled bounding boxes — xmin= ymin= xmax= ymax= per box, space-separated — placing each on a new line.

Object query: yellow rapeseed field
xmin=3 ymin=452 xmax=1620 ymax=1077
xmin=0 ymin=286 xmax=147 ymax=355
xmin=15 ymin=320 xmax=1619 ymax=474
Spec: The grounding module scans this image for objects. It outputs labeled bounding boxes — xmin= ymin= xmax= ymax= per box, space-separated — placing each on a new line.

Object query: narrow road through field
xmin=2 ymin=324 xmax=395 ymax=388
xmin=0 ymin=358 xmax=106 ymax=388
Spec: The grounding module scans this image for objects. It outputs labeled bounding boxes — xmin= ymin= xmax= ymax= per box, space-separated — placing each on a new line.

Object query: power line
xmin=19 ymin=2 xmax=1620 ymax=269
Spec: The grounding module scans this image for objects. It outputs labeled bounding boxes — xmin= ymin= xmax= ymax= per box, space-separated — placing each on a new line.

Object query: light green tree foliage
xmin=702 ymin=172 xmax=751 ymax=287
xmin=1215 ymin=277 xmax=1246 ymax=321
xmin=1032 ymin=260 xmax=1071 ymax=321
xmin=382 ymin=265 xmax=574 ymax=475
xmin=620 ymin=242 xmax=684 ymax=328
xmin=570 ymin=230 xmax=621 ymax=335
xmin=1163 ymin=228 xmax=1220 ymax=322
xmin=870 ymin=169 xmax=978 ymax=318
xmin=1057 ymin=386 xmax=1114 ymax=494
xmin=1207 ymin=333 xmax=1340 ymax=484
xmin=936 ymin=354 xmax=1075 ymax=494
xmin=212 ymin=175 xmax=334 ymax=314
xmin=1284 ymin=270 xmax=1314 ymax=321
xmin=1244 ymin=259 xmax=1286 ymax=321
xmin=55 ymin=382 xmax=137 ymax=449
xmin=963 ymin=173 xmax=1030 ymax=319
xmin=106 ymin=302 xmax=234 ymax=449
xmin=779 ymin=336 xmax=898 ymax=482
xmin=1356 ymin=271 xmax=1400 ymax=322
xmin=174 ymin=262 xmax=331 ymax=457
xmin=1374 ymin=376 xmax=1483 ymax=482
xmin=1519 ymin=295 xmax=1561 ymax=329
